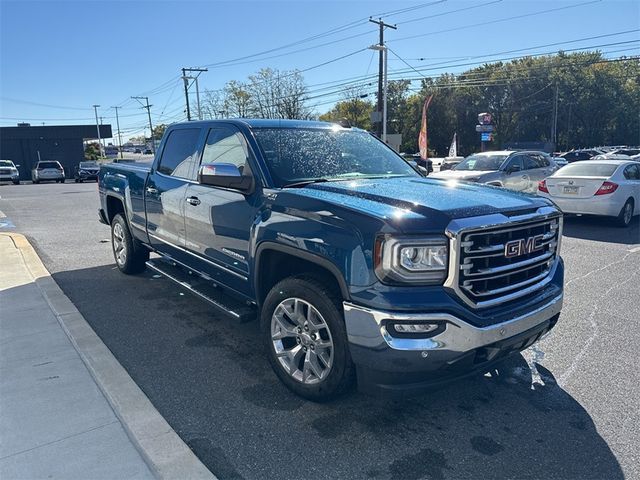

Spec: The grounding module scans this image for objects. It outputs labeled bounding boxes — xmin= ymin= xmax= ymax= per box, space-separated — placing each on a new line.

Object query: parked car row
xmin=0 ymin=160 xmax=103 ymax=184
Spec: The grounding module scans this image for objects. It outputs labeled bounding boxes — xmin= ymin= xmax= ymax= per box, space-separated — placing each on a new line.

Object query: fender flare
xmin=254 ymin=242 xmax=350 ymax=301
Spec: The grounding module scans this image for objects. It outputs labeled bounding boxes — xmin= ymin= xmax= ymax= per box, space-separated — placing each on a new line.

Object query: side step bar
xmin=146 ymin=259 xmax=256 ymax=323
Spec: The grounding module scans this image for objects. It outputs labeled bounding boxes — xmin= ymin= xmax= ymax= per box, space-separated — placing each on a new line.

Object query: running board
xmin=145 ymin=259 xmax=256 ymax=323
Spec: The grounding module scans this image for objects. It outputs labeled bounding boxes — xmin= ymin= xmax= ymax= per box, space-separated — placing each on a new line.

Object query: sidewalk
xmin=0 ymin=233 xmax=213 ymax=479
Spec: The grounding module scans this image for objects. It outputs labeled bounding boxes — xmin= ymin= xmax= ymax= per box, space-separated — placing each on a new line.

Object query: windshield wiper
xmin=282 ymin=178 xmax=330 ymax=188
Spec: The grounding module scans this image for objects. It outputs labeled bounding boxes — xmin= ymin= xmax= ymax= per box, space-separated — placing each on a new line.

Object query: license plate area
xmin=563 ymin=186 xmax=579 ymax=194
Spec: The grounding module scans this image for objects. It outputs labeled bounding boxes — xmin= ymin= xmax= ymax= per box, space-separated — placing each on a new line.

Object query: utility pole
xmin=181 ymin=67 xmax=208 ymax=121
xmin=551 ymin=82 xmax=559 ymax=149
xmin=111 ymin=106 xmax=124 ymax=159
xmin=369 ymin=18 xmax=396 ymax=139
xmin=92 ymin=104 xmax=103 ymax=158
xmin=132 ymin=96 xmax=155 ymax=153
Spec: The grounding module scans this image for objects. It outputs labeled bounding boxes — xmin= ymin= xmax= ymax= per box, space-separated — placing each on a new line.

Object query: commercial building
xmin=0 ymin=124 xmax=112 ymax=179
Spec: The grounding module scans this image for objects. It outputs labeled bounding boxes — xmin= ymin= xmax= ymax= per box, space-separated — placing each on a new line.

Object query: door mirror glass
xmin=198 ymin=163 xmax=253 ymax=192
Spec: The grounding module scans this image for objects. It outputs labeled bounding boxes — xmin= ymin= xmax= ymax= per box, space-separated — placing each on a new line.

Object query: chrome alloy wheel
xmin=623 ymin=202 xmax=633 ymax=225
xmin=112 ymin=222 xmax=127 ymax=267
xmin=271 ymin=297 xmax=334 ymax=384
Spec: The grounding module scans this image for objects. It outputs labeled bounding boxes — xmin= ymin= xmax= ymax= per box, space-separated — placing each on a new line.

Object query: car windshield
xmin=454 ymin=154 xmax=509 ymax=171
xmin=80 ymin=162 xmax=99 ymax=168
xmin=252 ymin=128 xmax=418 ymax=187
xmin=38 ymin=161 xmax=60 ymax=169
xmin=0 ymin=161 xmax=14 ymax=167
xmin=554 ymin=163 xmax=619 ymax=177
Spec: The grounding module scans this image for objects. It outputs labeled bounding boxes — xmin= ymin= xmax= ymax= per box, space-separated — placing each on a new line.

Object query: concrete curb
xmin=2 ymin=233 xmax=215 ymax=480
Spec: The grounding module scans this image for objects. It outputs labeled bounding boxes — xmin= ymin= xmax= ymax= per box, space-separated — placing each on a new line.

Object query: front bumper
xmin=0 ymin=174 xmax=19 ymax=182
xmin=343 ymin=293 xmax=563 ymax=396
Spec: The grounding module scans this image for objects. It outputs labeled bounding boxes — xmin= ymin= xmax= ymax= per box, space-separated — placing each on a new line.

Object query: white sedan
xmin=538 ymin=160 xmax=640 ymax=227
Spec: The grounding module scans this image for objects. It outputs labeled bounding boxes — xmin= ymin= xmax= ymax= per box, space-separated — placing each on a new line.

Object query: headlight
xmin=374 ymin=235 xmax=449 ymax=284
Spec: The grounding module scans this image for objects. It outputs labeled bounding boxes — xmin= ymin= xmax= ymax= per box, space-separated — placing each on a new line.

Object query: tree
xmin=84 ymin=142 xmax=100 ymax=160
xmin=153 ymin=124 xmax=167 ymax=140
xmin=319 ymin=85 xmax=373 ymax=129
xmin=246 ymin=68 xmax=313 ymax=119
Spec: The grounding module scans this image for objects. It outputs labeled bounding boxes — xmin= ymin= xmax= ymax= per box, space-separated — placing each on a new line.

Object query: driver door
xmin=183 ymin=125 xmax=260 ymax=296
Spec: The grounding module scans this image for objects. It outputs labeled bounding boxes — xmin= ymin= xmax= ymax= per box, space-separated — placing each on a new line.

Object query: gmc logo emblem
xmin=504 ymin=234 xmax=545 ymax=258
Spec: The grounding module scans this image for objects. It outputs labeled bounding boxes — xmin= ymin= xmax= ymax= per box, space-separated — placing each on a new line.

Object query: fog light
xmin=393 ymin=323 xmax=439 ymax=334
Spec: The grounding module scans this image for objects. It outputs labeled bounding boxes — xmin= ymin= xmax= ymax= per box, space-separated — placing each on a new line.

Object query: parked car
xmin=538 ymin=160 xmax=640 ymax=227
xmin=99 ymin=119 xmax=564 ymax=400
xmin=74 ymin=161 xmax=100 ymax=182
xmin=31 ymin=161 xmax=65 ymax=183
xmin=558 ymin=149 xmax=603 ymax=163
xmin=0 ymin=160 xmax=21 ymax=185
xmin=432 ymin=150 xmax=559 ymax=193
xmin=439 ymin=156 xmax=465 ymax=171
xmin=143 ymin=148 xmax=153 ymax=155
xmin=134 ymin=148 xmax=142 ymax=154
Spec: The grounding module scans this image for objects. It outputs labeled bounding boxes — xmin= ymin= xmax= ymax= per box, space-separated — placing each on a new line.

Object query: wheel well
xmin=106 ymin=195 xmax=125 ymax=223
xmin=256 ymin=249 xmax=347 ymax=306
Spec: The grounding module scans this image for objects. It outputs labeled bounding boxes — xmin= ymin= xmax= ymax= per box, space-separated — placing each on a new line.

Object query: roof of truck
xmin=173 ymin=118 xmax=345 ymax=129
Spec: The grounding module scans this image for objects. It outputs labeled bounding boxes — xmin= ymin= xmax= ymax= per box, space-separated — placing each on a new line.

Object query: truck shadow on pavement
xmin=562 ymin=215 xmax=639 ymax=244
xmin=52 ymin=265 xmax=624 ymax=480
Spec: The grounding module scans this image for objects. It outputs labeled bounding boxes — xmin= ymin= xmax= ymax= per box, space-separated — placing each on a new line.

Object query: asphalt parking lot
xmin=1 ymin=181 xmax=639 ymax=479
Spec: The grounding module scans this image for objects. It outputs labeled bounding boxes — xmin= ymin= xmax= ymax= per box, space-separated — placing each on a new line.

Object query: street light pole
xmin=92 ymin=104 xmax=102 ymax=158
xmin=111 ymin=106 xmax=124 ymax=159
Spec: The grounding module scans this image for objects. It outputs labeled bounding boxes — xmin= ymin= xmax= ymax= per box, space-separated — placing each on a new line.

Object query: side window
xmin=624 ymin=164 xmax=640 ymax=180
xmin=537 ymin=154 xmax=550 ymax=167
xmin=157 ymin=128 xmax=201 ymax=179
xmin=201 ymin=127 xmax=250 ymax=172
xmin=505 ymin=156 xmax=523 ymax=172
xmin=523 ymin=154 xmax=539 ymax=170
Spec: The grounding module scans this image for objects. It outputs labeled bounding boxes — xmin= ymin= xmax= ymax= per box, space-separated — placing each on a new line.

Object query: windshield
xmin=554 ymin=163 xmax=619 ymax=177
xmin=80 ymin=162 xmax=99 ymax=168
xmin=454 ymin=154 xmax=509 ymax=171
xmin=252 ymin=128 xmax=417 ymax=187
xmin=0 ymin=161 xmax=14 ymax=167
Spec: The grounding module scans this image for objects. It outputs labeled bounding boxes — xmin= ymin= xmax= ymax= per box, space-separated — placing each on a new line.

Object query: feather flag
xmin=418 ymin=95 xmax=433 ymax=159
xmin=448 ymin=133 xmax=457 ymax=158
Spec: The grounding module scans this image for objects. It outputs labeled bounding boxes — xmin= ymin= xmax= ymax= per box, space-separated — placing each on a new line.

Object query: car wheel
xmin=111 ymin=213 xmax=149 ymax=274
xmin=12 ymin=180 xmax=19 ymax=185
xmin=261 ymin=275 xmax=355 ymax=401
xmin=33 ymin=180 xmax=39 ymax=184
xmin=615 ymin=199 xmax=634 ymax=227
xmin=74 ymin=178 xmax=79 ymax=183
xmin=60 ymin=179 xmax=65 ymax=183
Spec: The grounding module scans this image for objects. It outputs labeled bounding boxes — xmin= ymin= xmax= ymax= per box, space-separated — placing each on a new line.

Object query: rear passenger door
xmin=525 ymin=153 xmax=554 ymax=192
xmin=622 ymin=163 xmax=640 ymax=208
xmin=145 ymin=127 xmax=203 ymax=260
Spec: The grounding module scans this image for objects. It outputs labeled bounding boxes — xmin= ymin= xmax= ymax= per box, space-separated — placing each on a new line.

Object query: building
xmin=0 ymin=124 xmax=112 ymax=179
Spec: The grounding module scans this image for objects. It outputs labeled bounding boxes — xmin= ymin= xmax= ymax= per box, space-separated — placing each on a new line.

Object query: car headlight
xmin=374 ymin=235 xmax=449 ymax=284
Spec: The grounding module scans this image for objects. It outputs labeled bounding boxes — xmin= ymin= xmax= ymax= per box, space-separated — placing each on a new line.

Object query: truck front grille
xmin=456 ymin=216 xmax=561 ymax=307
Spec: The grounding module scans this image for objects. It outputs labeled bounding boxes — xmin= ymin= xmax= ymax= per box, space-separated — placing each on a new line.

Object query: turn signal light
xmin=393 ymin=323 xmax=439 ymax=334
xmin=595 ymin=181 xmax=618 ymax=195
xmin=538 ymin=180 xmax=549 ymax=193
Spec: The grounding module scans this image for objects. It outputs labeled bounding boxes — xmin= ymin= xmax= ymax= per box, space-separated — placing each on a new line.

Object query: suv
xmin=432 ymin=150 xmax=559 ymax=193
xmin=32 ymin=161 xmax=65 ymax=183
xmin=0 ymin=160 xmax=20 ymax=185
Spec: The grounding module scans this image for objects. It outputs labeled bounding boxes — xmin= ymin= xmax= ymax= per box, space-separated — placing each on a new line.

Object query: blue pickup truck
xmin=98 ymin=119 xmax=564 ymax=400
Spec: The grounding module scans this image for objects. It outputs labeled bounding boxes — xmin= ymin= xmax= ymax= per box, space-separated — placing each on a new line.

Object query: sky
xmin=1 ymin=0 xmax=638 ymax=141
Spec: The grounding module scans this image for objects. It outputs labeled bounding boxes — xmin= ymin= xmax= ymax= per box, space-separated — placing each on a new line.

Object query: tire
xmin=33 ymin=179 xmax=39 ymax=184
xmin=60 ymin=179 xmax=65 ymax=183
xmin=615 ymin=198 xmax=634 ymax=227
xmin=12 ymin=180 xmax=19 ymax=185
xmin=111 ymin=213 xmax=149 ymax=274
xmin=261 ymin=275 xmax=355 ymax=401
xmin=74 ymin=178 xmax=79 ymax=183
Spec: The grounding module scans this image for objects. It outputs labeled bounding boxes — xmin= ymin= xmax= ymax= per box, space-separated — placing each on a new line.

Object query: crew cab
xmin=98 ymin=120 xmax=564 ymax=400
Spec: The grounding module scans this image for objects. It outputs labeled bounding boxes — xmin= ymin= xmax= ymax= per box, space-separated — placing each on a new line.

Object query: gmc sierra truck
xmin=98 ymin=119 xmax=564 ymax=400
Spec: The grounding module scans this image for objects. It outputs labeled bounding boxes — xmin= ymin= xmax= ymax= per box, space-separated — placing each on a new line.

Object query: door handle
xmin=146 ymin=187 xmax=158 ymax=194
xmin=186 ymin=196 xmax=201 ymax=206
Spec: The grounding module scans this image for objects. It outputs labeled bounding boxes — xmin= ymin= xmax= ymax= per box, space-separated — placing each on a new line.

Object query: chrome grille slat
xmin=462 ymin=268 xmax=552 ymax=297
xmin=456 ymin=215 xmax=561 ymax=307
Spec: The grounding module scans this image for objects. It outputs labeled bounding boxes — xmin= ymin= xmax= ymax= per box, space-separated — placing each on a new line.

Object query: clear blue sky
xmin=1 ymin=0 xmax=638 ymax=140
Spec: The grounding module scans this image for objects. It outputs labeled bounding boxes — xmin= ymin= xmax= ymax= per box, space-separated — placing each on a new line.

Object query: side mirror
xmin=506 ymin=165 xmax=520 ymax=174
xmin=198 ymin=163 xmax=253 ymax=193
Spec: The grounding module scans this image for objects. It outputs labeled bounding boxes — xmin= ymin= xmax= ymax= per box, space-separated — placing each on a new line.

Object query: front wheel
xmin=111 ymin=213 xmax=149 ymax=274
xmin=12 ymin=180 xmax=19 ymax=185
xmin=261 ymin=275 xmax=355 ymax=401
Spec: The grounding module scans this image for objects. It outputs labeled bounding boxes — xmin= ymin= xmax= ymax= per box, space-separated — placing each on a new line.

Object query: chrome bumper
xmin=343 ymin=293 xmax=563 ymax=353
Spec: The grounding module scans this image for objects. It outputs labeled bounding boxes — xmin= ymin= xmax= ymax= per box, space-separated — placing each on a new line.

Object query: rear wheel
xmin=111 ymin=213 xmax=149 ymax=274
xmin=12 ymin=180 xmax=19 ymax=185
xmin=615 ymin=199 xmax=634 ymax=227
xmin=261 ymin=275 xmax=355 ymax=401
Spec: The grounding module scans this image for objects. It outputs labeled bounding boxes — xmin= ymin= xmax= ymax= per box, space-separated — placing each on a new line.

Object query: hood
xmin=431 ymin=169 xmax=495 ymax=180
xmin=287 ymin=176 xmax=551 ymax=233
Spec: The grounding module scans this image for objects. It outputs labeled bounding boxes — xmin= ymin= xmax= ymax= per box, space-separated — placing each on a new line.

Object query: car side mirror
xmin=506 ymin=165 xmax=520 ymax=174
xmin=198 ymin=163 xmax=254 ymax=193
